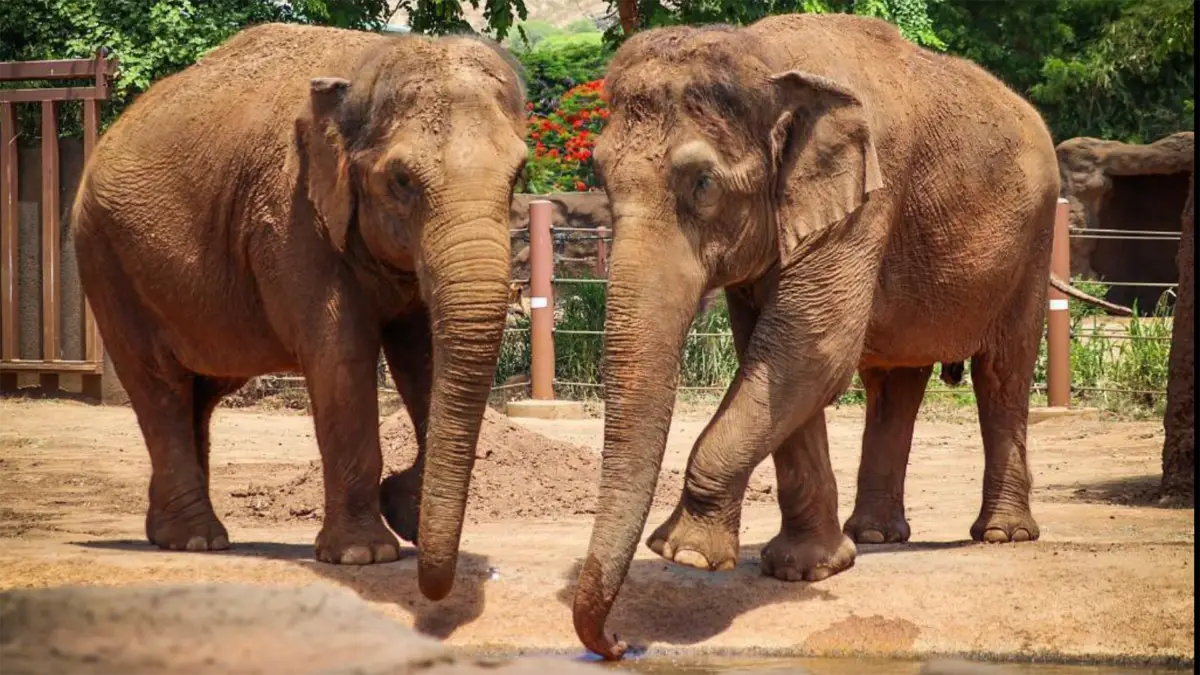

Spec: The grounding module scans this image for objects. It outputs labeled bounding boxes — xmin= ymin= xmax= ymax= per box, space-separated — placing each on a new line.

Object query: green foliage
xmin=602 ymin=0 xmax=945 ymax=49
xmin=513 ymin=34 xmax=611 ymax=114
xmin=523 ymin=79 xmax=607 ymax=192
xmin=396 ymin=0 xmax=529 ymax=40
xmin=933 ymin=0 xmax=1194 ymax=144
xmin=1029 ymin=0 xmax=1194 ymax=143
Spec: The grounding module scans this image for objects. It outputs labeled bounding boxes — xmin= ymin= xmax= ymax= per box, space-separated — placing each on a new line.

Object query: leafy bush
xmin=512 ymin=34 xmax=611 ymax=115
xmin=523 ymin=79 xmax=608 ymax=193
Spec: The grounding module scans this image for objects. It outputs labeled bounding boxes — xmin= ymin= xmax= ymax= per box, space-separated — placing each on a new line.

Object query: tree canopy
xmin=0 ymin=0 xmax=1193 ymax=144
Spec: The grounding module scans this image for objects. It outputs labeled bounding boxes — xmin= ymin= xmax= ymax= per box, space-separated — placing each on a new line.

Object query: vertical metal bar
xmin=529 ymin=199 xmax=555 ymax=400
xmin=82 ymin=97 xmax=101 ymax=363
xmin=41 ymin=100 xmax=60 ymax=362
xmin=594 ymin=226 xmax=608 ymax=278
xmin=1047 ymin=197 xmax=1071 ymax=407
xmin=0 ymin=102 xmax=17 ymax=362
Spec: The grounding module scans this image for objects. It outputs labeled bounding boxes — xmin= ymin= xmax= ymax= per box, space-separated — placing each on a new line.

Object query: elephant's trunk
xmin=416 ymin=201 xmax=512 ymax=602
xmin=573 ymin=222 xmax=706 ymax=659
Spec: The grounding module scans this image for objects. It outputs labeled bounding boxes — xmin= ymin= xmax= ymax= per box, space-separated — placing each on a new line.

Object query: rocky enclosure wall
xmin=1057 ymin=132 xmax=1194 ymax=311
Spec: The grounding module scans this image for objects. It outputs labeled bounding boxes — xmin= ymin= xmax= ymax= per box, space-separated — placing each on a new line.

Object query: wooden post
xmin=1047 ymin=197 xmax=1071 ymax=408
xmin=529 ymin=200 xmax=555 ymax=400
xmin=40 ymin=101 xmax=61 ymax=389
xmin=1 ymin=101 xmax=17 ymax=364
xmin=593 ymin=226 xmax=608 ymax=278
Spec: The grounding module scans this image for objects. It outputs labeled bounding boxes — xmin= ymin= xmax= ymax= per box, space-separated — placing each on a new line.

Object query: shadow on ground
xmin=1051 ymin=473 xmax=1191 ymax=508
xmin=854 ymin=540 xmax=976 ymax=556
xmin=76 ymin=539 xmax=491 ymax=640
xmin=554 ymin=545 xmax=836 ymax=648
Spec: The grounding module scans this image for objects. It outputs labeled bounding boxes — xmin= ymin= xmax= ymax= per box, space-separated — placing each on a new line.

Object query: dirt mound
xmin=224 ymin=408 xmax=775 ymax=526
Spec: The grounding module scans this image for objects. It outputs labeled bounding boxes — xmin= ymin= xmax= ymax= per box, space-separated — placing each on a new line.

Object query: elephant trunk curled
xmin=416 ymin=202 xmax=511 ymax=602
xmin=572 ymin=223 xmax=706 ymax=659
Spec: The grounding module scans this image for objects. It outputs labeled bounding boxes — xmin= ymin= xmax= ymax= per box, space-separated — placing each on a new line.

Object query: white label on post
xmin=530 ymin=297 xmax=548 ymax=309
xmin=1049 ymin=298 xmax=1069 ymax=311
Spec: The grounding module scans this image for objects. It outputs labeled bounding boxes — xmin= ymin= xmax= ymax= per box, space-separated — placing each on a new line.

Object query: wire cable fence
xmin=492 ymin=219 xmax=1178 ymax=412
xmin=246 ymin=215 xmax=1178 ymax=415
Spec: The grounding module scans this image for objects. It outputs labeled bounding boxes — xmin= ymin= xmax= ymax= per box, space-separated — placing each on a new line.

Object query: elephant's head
xmin=299 ymin=35 xmax=528 ymax=601
xmin=573 ymin=26 xmax=881 ymax=658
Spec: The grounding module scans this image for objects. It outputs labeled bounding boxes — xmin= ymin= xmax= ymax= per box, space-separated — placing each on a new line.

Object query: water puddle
xmin=595 ymin=656 xmax=1187 ymax=675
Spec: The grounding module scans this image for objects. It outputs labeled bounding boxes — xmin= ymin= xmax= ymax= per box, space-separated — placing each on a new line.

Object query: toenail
xmin=340 ymin=546 xmax=373 ymax=565
xmin=185 ymin=536 xmax=209 ymax=552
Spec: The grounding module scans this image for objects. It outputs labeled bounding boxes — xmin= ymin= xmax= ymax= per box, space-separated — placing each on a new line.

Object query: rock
xmin=0 ymin=583 xmax=595 ymax=675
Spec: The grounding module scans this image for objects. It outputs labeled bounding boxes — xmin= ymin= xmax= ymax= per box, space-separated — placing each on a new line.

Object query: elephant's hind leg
xmin=969 ymin=337 xmax=1040 ymax=543
xmin=80 ymin=239 xmax=229 ymax=552
xmin=192 ymin=376 xmax=249 ymax=489
xmin=379 ymin=308 xmax=434 ymax=545
xmin=760 ymin=410 xmax=857 ymax=582
xmin=843 ymin=365 xmax=933 ymax=544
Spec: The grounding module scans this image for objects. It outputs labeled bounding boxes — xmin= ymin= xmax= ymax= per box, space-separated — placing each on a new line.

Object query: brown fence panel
xmin=0 ymin=51 xmax=117 ymax=397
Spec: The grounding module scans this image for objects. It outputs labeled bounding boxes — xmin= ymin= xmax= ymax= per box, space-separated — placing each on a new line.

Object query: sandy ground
xmin=0 ymin=398 xmax=1193 ymax=667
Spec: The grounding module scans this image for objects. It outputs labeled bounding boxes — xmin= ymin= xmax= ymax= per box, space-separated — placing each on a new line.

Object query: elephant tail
xmin=1048 ymin=274 xmax=1134 ymax=316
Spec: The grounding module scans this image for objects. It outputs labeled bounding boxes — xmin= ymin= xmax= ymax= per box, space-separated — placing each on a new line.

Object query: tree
xmin=1161 ymin=174 xmax=1194 ymax=505
xmin=0 ymin=0 xmax=533 ymax=135
xmin=933 ymin=0 xmax=1194 ymax=144
xmin=1030 ymin=0 xmax=1194 ymax=143
xmin=604 ymin=0 xmax=944 ymax=48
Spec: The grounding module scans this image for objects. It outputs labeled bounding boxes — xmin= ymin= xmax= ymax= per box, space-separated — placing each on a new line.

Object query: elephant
xmin=571 ymin=14 xmax=1125 ymax=658
xmin=72 ymin=23 xmax=528 ymax=601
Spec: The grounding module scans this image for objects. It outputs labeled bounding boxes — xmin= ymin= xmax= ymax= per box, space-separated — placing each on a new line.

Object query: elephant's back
xmin=91 ymin=24 xmax=385 ymax=176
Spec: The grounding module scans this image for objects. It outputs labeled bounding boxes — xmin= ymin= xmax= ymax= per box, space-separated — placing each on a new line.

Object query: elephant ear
xmin=301 ymin=77 xmax=354 ymax=251
xmin=769 ymin=70 xmax=884 ymax=265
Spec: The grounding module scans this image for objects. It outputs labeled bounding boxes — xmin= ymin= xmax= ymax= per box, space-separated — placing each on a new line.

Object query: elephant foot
xmin=760 ymin=529 xmax=856 ymax=582
xmin=843 ymin=501 xmax=911 ymax=544
xmin=146 ymin=505 xmax=230 ymax=552
xmin=971 ymin=508 xmax=1039 ymax=543
xmin=315 ymin=518 xmax=402 ymax=565
xmin=380 ymin=466 xmax=421 ymax=545
xmin=646 ymin=507 xmax=739 ymax=572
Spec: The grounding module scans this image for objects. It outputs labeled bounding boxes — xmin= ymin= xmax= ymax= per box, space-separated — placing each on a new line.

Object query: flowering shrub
xmin=524 ymin=79 xmax=610 ymax=193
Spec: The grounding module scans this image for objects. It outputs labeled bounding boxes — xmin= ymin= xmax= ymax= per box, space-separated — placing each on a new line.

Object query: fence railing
xmin=0 ymin=51 xmax=119 ymax=398
xmin=495 ymin=196 xmax=1176 ymax=409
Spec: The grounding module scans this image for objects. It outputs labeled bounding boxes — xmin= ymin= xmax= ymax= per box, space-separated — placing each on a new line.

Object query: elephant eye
xmin=390 ymin=167 xmax=419 ymax=205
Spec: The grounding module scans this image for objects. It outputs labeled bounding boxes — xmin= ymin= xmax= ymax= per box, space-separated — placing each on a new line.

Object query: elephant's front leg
xmin=379 ymin=307 xmax=434 ymax=545
xmin=646 ymin=282 xmax=859 ymax=580
xmin=306 ymin=327 xmax=400 ymax=565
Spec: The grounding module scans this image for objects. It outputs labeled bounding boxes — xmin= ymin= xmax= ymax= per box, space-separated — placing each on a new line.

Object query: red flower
xmin=572 ymin=119 xmax=583 ymax=129
xmin=575 ymin=181 xmax=587 ymax=191
xmin=548 ymin=149 xmax=560 ymax=158
xmin=576 ymin=148 xmax=591 ymax=161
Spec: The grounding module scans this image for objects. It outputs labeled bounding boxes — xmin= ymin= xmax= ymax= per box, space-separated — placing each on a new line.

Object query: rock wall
xmin=1057 ymin=132 xmax=1194 ymax=312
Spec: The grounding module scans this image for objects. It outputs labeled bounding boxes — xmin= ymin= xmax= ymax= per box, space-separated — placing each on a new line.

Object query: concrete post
xmin=529 ymin=200 xmax=555 ymax=401
xmin=1047 ymin=197 xmax=1072 ymax=408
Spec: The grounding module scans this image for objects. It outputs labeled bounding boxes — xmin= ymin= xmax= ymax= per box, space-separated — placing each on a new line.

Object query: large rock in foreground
xmin=0 ymin=584 xmax=597 ymax=675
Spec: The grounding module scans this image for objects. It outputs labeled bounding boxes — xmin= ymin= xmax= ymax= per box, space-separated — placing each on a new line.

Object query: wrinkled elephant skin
xmin=572 ymin=14 xmax=1103 ymax=659
xmin=72 ymin=24 xmax=527 ymax=601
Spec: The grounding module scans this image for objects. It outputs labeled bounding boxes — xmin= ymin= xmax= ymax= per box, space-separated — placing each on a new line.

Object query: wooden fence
xmin=0 ymin=52 xmax=119 ymax=398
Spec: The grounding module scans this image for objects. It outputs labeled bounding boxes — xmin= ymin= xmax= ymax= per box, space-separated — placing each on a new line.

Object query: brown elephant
xmin=72 ymin=24 xmax=527 ymax=601
xmin=572 ymin=15 xmax=1122 ymax=658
